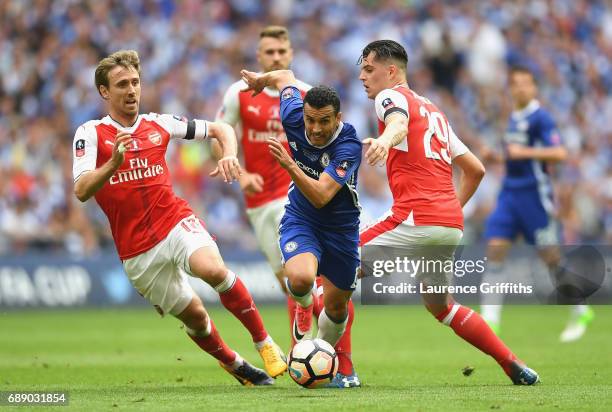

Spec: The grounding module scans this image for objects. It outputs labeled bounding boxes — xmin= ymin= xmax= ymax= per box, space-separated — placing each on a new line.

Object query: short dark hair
xmin=359 ymin=40 xmax=408 ymax=71
xmin=509 ymin=65 xmax=536 ymax=81
xmin=303 ymin=85 xmax=340 ymax=115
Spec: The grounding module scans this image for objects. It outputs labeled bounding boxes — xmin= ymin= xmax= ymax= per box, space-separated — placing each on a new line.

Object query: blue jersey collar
xmin=512 ymin=99 xmax=540 ymax=120
xmin=305 ymin=121 xmax=344 ymax=149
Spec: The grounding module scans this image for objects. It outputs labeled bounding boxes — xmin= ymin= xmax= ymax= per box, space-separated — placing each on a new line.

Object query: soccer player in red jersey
xmin=215 ymin=26 xmax=310 ymax=295
xmin=358 ymin=40 xmax=539 ymax=385
xmin=72 ymin=50 xmax=286 ymax=385
xmin=216 ymin=27 xmax=359 ymax=387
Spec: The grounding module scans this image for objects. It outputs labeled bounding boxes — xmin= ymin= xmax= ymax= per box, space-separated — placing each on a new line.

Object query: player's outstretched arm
xmin=207 ymin=121 xmax=242 ymax=183
xmin=506 ymin=143 xmax=567 ymax=162
xmin=74 ymin=131 xmax=132 ymax=202
xmin=363 ymin=112 xmax=408 ymax=166
xmin=267 ymin=137 xmax=341 ymax=208
xmin=478 ymin=144 xmax=504 ymax=164
xmin=453 ymin=151 xmax=486 ymax=207
xmin=240 ymin=69 xmax=297 ymax=96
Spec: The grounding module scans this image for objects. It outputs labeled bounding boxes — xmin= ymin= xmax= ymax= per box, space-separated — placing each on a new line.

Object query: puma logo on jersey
xmin=247 ymin=105 xmax=261 ymax=116
xmin=106 ymin=139 xmax=140 ymax=151
xmin=268 ymin=106 xmax=280 ymax=119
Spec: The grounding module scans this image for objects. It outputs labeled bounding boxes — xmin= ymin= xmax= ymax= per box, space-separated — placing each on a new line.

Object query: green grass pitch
xmin=1 ymin=305 xmax=611 ymax=411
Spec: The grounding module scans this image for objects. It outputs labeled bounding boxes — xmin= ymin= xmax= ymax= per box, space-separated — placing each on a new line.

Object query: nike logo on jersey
xmin=247 ymin=105 xmax=261 ymax=116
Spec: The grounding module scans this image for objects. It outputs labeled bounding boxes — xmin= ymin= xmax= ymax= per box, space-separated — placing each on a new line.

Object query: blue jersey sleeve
xmin=324 ymin=136 xmax=362 ymax=186
xmin=539 ymin=112 xmax=562 ymax=147
xmin=279 ymin=86 xmax=304 ymax=130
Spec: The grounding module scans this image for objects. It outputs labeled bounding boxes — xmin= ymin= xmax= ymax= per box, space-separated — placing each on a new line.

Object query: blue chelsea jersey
xmin=503 ymin=100 xmax=562 ymax=190
xmin=279 ymin=86 xmax=362 ymax=231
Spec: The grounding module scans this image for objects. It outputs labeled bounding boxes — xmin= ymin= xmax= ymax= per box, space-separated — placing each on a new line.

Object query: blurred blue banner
xmin=0 ymin=252 xmax=287 ymax=309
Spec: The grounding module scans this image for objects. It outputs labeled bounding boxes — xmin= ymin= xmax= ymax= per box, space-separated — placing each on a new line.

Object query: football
xmin=288 ymin=338 xmax=338 ymax=388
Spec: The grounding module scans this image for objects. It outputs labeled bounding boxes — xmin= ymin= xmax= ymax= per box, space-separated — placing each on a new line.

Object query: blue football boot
xmin=326 ymin=371 xmax=361 ymax=388
xmin=509 ymin=361 xmax=540 ymax=385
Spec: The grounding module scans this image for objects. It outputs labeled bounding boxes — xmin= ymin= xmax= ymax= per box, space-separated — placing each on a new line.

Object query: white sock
xmin=230 ymin=353 xmax=244 ymax=370
xmin=214 ymin=270 xmax=237 ymax=293
xmin=480 ymin=261 xmax=506 ymax=324
xmin=185 ymin=317 xmax=212 ymax=337
xmin=571 ymin=304 xmax=589 ymax=318
xmin=316 ymin=310 xmax=347 ymax=347
xmin=254 ymin=335 xmax=274 ymax=350
xmin=286 ymin=278 xmax=313 ymax=308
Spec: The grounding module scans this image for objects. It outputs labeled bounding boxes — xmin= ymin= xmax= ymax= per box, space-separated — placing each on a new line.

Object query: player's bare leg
xmin=275 ymin=267 xmax=297 ymax=342
xmin=274 ymin=268 xmax=289 ymax=294
xmin=275 ymin=267 xmax=300 ymax=347
xmin=188 ymin=246 xmax=287 ymax=377
xmin=538 ymin=246 xmax=594 ymax=342
xmin=480 ymin=238 xmax=512 ymax=334
xmin=284 ymin=252 xmax=318 ymax=342
xmin=176 ymin=295 xmax=273 ymax=386
xmin=423 ymin=291 xmax=539 ymax=385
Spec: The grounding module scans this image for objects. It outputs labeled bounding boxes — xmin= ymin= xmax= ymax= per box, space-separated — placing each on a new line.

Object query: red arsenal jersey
xmin=217 ymin=80 xmax=310 ymax=208
xmin=374 ymin=85 xmax=469 ymax=230
xmin=72 ymin=113 xmax=208 ymax=259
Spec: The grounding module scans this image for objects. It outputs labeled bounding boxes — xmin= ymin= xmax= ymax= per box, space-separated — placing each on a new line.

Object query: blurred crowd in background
xmin=1 ymin=0 xmax=611 ymax=257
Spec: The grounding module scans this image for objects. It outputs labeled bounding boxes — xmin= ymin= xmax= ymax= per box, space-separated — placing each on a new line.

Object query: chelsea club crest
xmin=320 ymin=152 xmax=330 ymax=167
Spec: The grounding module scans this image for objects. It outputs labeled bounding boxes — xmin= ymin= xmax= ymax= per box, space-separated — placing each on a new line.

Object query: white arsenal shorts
xmin=122 ymin=215 xmax=217 ymax=316
xmin=245 ymin=197 xmax=286 ymax=274
xmin=361 ymin=212 xmax=463 ymax=283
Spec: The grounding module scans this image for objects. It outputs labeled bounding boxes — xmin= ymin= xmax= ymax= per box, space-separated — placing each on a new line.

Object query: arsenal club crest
xmin=148 ymin=131 xmax=162 ymax=146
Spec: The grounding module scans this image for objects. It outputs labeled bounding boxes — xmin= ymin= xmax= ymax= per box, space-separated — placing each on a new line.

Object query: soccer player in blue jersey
xmin=480 ymin=66 xmax=594 ymax=341
xmin=241 ymin=68 xmax=362 ymax=387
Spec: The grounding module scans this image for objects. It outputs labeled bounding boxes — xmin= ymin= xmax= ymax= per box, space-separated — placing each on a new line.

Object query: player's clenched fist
xmin=363 ymin=137 xmax=390 ymax=167
xmin=210 ymin=155 xmax=242 ymax=183
xmin=111 ymin=131 xmax=133 ymax=167
xmin=267 ymin=137 xmax=294 ymax=169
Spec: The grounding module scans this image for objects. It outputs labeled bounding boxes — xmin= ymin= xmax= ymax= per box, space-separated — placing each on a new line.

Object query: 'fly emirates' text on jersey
xmin=217 ymin=80 xmax=311 ymax=208
xmin=280 ymin=86 xmax=362 ymax=231
xmin=375 ymin=85 xmax=469 ymax=230
xmin=72 ymin=113 xmax=208 ymax=259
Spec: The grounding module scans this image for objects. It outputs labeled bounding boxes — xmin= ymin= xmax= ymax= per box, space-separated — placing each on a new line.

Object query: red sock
xmin=436 ymin=303 xmax=517 ymax=375
xmin=335 ymin=299 xmax=355 ymax=375
xmin=287 ymin=295 xmax=297 ymax=347
xmin=187 ymin=320 xmax=236 ymax=365
xmin=315 ymin=276 xmax=355 ymax=375
xmin=218 ymin=277 xmax=268 ymax=343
